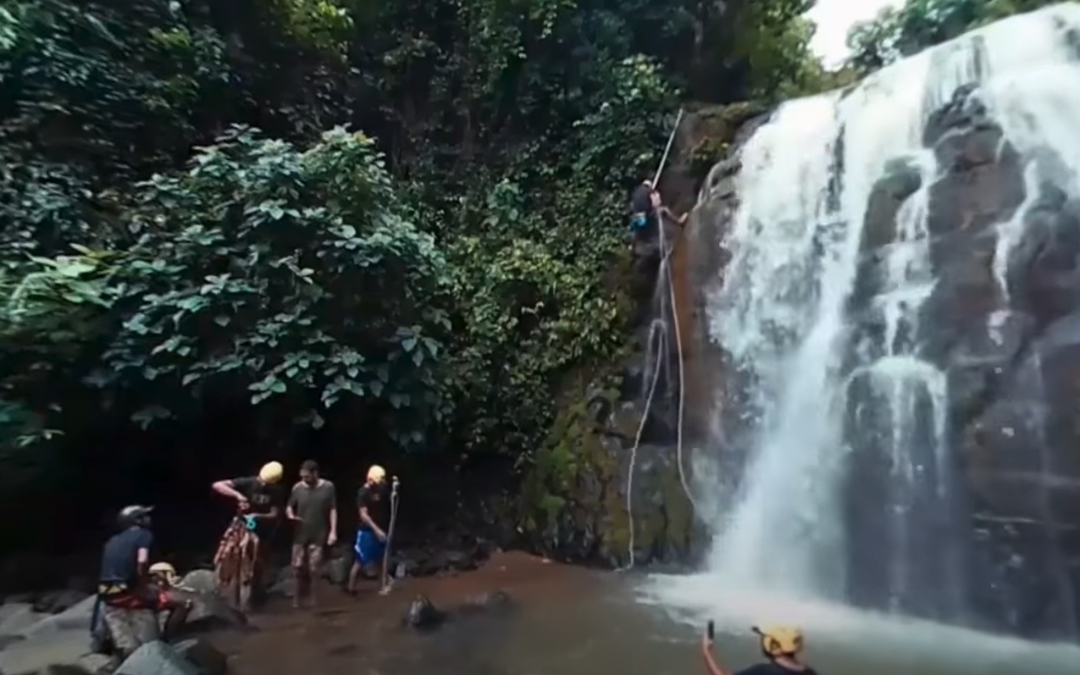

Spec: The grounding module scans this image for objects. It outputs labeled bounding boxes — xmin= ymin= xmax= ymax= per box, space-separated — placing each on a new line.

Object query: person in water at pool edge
xmin=702 ymin=625 xmax=819 ymax=675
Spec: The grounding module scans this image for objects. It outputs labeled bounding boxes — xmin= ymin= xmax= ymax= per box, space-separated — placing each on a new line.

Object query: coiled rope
xmin=617 ymin=108 xmax=698 ymax=572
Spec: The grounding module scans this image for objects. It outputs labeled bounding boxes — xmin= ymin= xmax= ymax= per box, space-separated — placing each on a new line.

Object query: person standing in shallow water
xmin=702 ymin=625 xmax=819 ymax=675
xmin=211 ymin=461 xmax=284 ymax=612
xmin=346 ymin=464 xmax=390 ymax=594
xmin=286 ymin=459 xmax=337 ymax=608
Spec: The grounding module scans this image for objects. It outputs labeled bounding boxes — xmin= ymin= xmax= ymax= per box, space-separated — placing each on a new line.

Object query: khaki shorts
xmin=291 ymin=543 xmax=324 ymax=572
xmin=101 ymin=604 xmax=158 ymax=656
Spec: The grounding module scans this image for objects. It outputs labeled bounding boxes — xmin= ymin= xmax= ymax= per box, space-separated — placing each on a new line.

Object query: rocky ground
xmin=0 ymin=551 xmax=593 ymax=675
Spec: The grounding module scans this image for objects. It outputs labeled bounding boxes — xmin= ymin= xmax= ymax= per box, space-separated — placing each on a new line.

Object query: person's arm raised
xmin=701 ymin=632 xmax=731 ymax=675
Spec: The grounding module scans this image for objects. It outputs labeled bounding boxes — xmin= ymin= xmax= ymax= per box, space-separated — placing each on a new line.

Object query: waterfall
xmin=704 ymin=34 xmax=978 ymax=607
xmin=642 ymin=4 xmax=1080 ymax=644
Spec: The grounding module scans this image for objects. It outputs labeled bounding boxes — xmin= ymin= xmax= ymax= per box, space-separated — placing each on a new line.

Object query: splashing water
xmin=640 ymin=1 xmax=1080 ymax=657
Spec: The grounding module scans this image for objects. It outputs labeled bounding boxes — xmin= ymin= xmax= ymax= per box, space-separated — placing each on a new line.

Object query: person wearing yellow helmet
xmin=701 ymin=624 xmax=819 ymax=675
xmin=346 ymin=464 xmax=390 ymax=594
xmin=211 ymin=461 xmax=285 ymax=612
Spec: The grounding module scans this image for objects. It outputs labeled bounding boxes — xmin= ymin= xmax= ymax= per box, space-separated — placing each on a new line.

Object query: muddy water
xmin=221 ymin=553 xmax=1080 ymax=675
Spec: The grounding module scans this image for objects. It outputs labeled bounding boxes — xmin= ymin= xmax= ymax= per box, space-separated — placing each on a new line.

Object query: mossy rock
xmin=684 ymin=101 xmax=769 ymax=181
xmin=518 ymin=381 xmax=696 ymax=566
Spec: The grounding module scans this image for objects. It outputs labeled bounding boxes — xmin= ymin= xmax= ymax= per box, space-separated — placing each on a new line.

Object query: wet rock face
xmin=518 ymin=387 xmax=699 ymax=567
xmin=853 ymin=84 xmax=1080 ymax=639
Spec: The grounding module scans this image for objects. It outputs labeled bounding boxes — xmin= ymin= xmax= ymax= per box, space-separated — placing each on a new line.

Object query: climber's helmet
xmin=753 ymin=625 xmax=803 ymax=660
xmin=118 ymin=504 xmax=153 ymax=529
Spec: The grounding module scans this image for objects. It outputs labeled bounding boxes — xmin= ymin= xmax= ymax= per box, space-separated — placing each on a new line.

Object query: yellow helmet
xmin=366 ymin=464 xmax=387 ymax=484
xmin=148 ymin=562 xmax=178 ymax=585
xmin=753 ymin=626 xmax=803 ymax=658
xmin=258 ymin=461 xmax=284 ymax=484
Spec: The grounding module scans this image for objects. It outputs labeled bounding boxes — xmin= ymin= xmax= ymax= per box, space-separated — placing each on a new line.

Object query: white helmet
xmin=118 ymin=505 xmax=153 ymax=526
xmin=148 ymin=562 xmax=178 ymax=585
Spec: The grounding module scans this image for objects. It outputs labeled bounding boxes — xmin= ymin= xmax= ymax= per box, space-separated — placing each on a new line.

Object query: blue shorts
xmin=354 ymin=529 xmax=385 ymax=565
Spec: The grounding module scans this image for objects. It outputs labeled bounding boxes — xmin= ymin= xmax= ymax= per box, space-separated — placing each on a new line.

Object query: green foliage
xmin=94 ymin=127 xmax=450 ymax=444
xmin=846 ymin=0 xmax=1061 ymax=71
xmin=0 ymin=0 xmax=829 ymax=504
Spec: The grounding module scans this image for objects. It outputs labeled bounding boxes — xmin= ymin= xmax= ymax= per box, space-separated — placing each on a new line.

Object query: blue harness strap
xmin=630 ymin=213 xmax=648 ymax=230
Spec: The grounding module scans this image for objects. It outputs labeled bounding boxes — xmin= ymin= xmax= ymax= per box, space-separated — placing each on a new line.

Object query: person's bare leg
xmin=291 ymin=569 xmax=302 ymax=609
xmin=162 ymin=598 xmax=191 ymax=640
xmin=222 ymin=579 xmax=239 ymax=612
xmin=306 ymin=546 xmax=322 ymax=607
xmin=346 ymin=560 xmax=361 ymax=595
xmin=290 ymin=545 xmax=303 ymax=609
xmin=238 ymin=582 xmax=253 ymax=614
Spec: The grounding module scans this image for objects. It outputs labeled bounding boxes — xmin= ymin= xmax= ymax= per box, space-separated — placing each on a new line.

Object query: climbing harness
xmin=379 ymin=476 xmax=400 ymax=595
xmin=617 ymin=108 xmax=698 ymax=572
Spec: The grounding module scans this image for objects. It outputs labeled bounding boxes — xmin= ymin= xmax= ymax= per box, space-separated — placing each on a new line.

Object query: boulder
xmin=403 ymin=590 xmax=516 ymax=632
xmin=115 ymin=641 xmax=199 ymax=675
xmin=175 ymin=571 xmax=215 ymax=596
xmin=324 ymin=553 xmax=351 ymax=587
xmin=17 ymin=597 xmax=96 ymax=639
xmin=0 ymin=627 xmax=96 ymax=675
xmin=403 ymin=595 xmax=445 ymax=631
xmin=168 ymin=589 xmax=248 ymax=637
xmin=32 ymin=591 xmax=89 ymax=616
xmin=173 ymin=637 xmax=227 ymax=675
xmin=0 ymin=604 xmax=46 ymax=639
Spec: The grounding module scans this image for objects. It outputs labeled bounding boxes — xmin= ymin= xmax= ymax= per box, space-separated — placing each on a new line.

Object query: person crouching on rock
xmin=346 ymin=464 xmax=389 ymax=594
xmin=286 ymin=459 xmax=338 ymax=608
xmin=94 ymin=505 xmax=165 ymax=657
xmin=146 ymin=562 xmax=193 ymax=639
xmin=211 ymin=461 xmax=284 ymax=612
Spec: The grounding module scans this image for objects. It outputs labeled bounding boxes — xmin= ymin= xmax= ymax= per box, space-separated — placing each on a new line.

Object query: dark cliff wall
xmin=693 ymin=83 xmax=1080 ymax=639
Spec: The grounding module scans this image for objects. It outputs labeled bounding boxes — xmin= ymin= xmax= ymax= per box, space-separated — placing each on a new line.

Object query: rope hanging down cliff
xmin=616 ymin=108 xmax=698 ymax=572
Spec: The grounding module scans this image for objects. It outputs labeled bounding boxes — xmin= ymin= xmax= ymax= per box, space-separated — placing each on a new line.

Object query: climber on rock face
xmin=628 ymin=177 xmax=687 ymax=250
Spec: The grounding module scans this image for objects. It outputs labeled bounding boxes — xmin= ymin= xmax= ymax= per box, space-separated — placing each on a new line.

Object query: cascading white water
xmin=702 ymin=35 xmax=969 ymax=602
xmin=641 ymin=3 xmax=1080 ymax=649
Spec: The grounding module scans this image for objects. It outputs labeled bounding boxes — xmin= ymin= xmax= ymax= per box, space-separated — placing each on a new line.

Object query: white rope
xmin=617 ymin=108 xmax=698 ymax=571
xmin=615 ymin=320 xmax=667 ymax=572
xmin=660 ymin=211 xmax=698 ymax=510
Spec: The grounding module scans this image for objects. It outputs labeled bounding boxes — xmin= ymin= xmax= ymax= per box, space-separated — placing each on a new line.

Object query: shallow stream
xmin=222 ymin=558 xmax=1080 ymax=675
